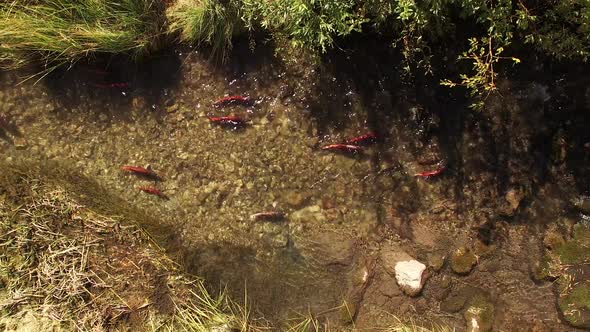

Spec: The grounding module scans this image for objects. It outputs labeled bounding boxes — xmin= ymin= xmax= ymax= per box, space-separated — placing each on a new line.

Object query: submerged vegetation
xmin=1 ymin=0 xmax=589 ymax=102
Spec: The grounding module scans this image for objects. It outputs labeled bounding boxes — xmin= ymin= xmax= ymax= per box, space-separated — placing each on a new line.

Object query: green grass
xmin=166 ymin=0 xmax=243 ymax=60
xmin=240 ymin=0 xmax=365 ymax=53
xmin=171 ymin=285 xmax=259 ymax=331
xmin=0 ymin=0 xmax=164 ymax=78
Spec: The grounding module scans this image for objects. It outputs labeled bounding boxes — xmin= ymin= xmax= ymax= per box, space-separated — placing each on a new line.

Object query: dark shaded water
xmin=1 ymin=38 xmax=589 ymax=330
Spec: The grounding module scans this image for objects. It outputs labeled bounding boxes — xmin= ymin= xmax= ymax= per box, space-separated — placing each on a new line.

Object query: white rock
xmin=394 ymin=260 xmax=427 ymax=297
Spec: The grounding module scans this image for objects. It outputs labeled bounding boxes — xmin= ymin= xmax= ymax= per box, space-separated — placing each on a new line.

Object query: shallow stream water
xmin=1 ymin=39 xmax=589 ymax=331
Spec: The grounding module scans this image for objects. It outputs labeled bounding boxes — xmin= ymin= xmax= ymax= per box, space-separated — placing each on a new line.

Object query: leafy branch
xmin=441 ymin=35 xmax=520 ymax=109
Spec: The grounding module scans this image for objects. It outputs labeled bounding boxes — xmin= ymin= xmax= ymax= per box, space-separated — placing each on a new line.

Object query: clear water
xmin=1 ymin=40 xmax=589 ymax=330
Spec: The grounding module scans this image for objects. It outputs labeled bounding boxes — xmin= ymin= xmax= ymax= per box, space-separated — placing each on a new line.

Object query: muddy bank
xmin=1 ymin=39 xmax=590 ymax=330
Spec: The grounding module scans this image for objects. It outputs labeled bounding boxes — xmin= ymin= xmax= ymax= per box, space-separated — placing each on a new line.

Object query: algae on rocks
xmin=464 ymin=294 xmax=495 ymax=332
xmin=450 ymin=246 xmax=478 ymax=275
xmin=548 ymin=224 xmax=590 ymax=328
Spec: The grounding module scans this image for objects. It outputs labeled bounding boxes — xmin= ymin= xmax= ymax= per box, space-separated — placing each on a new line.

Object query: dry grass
xmin=381 ymin=316 xmax=456 ymax=332
xmin=0 ymin=160 xmax=456 ymax=331
xmin=0 ymin=168 xmax=264 ymax=331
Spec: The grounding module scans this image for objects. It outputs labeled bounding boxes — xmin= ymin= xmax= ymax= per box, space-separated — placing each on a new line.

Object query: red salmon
xmin=321 ymin=144 xmax=363 ymax=154
xmin=212 ymin=96 xmax=254 ymax=108
xmin=138 ymin=186 xmax=168 ymax=200
xmin=414 ymin=166 xmax=446 ymax=179
xmin=346 ymin=132 xmax=378 ymax=146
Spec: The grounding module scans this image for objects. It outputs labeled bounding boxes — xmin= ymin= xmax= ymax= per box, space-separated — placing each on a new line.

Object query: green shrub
xmin=521 ymin=0 xmax=590 ymax=62
xmin=241 ymin=0 xmax=366 ymax=53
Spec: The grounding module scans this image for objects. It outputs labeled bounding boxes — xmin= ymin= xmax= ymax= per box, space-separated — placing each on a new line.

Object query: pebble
xmin=505 ymin=188 xmax=524 ymax=212
xmin=427 ymin=252 xmax=446 ymax=272
xmin=13 ymin=137 xmax=27 ymax=150
xmin=464 ymin=294 xmax=495 ymax=332
xmin=284 ymin=190 xmax=308 ymax=208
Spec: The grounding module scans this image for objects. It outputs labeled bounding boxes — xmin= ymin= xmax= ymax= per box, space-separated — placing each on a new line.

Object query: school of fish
xmin=117 ymin=93 xmax=450 ymax=221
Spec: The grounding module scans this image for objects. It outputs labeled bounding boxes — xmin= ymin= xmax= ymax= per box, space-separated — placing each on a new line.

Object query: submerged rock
xmin=505 ymin=188 xmax=524 ymax=212
xmin=551 ymin=224 xmax=590 ymax=328
xmin=394 ymin=260 xmax=427 ymax=297
xmin=283 ymin=190 xmax=309 ymax=209
xmin=132 ymin=96 xmax=147 ymax=110
xmin=464 ymin=294 xmax=495 ymax=332
xmin=498 ymin=188 xmax=525 ymax=216
xmin=441 ymin=286 xmax=495 ymax=331
xmin=13 ymin=137 xmax=27 ymax=150
xmin=451 ymin=247 xmax=477 ymax=275
xmin=298 ymin=231 xmax=356 ymax=266
xmin=574 ymin=196 xmax=590 ymax=215
xmin=427 ymin=252 xmax=446 ymax=272
xmin=290 ymin=205 xmax=326 ymax=223
xmin=558 ymin=281 xmax=590 ymax=328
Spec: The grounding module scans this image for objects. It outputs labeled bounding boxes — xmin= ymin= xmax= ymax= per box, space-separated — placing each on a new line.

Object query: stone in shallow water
xmin=394 ymin=260 xmax=427 ymax=297
xmin=574 ymin=196 xmax=590 ymax=215
xmin=558 ymin=281 xmax=590 ymax=328
xmin=464 ymin=294 xmax=495 ymax=332
xmin=297 ymin=231 xmax=355 ymax=266
xmin=427 ymin=252 xmax=445 ymax=272
xmin=283 ymin=190 xmax=308 ymax=208
xmin=290 ymin=205 xmax=325 ymax=223
xmin=505 ymin=188 xmax=524 ymax=211
xmin=451 ymin=246 xmax=477 ymax=275
xmin=13 ymin=137 xmax=27 ymax=150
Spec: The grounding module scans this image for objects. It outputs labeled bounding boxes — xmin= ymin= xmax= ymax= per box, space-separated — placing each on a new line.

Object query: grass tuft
xmin=0 ymin=0 xmax=165 ymax=78
xmin=0 ymin=162 xmax=264 ymax=331
xmin=381 ymin=316 xmax=456 ymax=332
xmin=166 ymin=0 xmax=243 ymax=60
